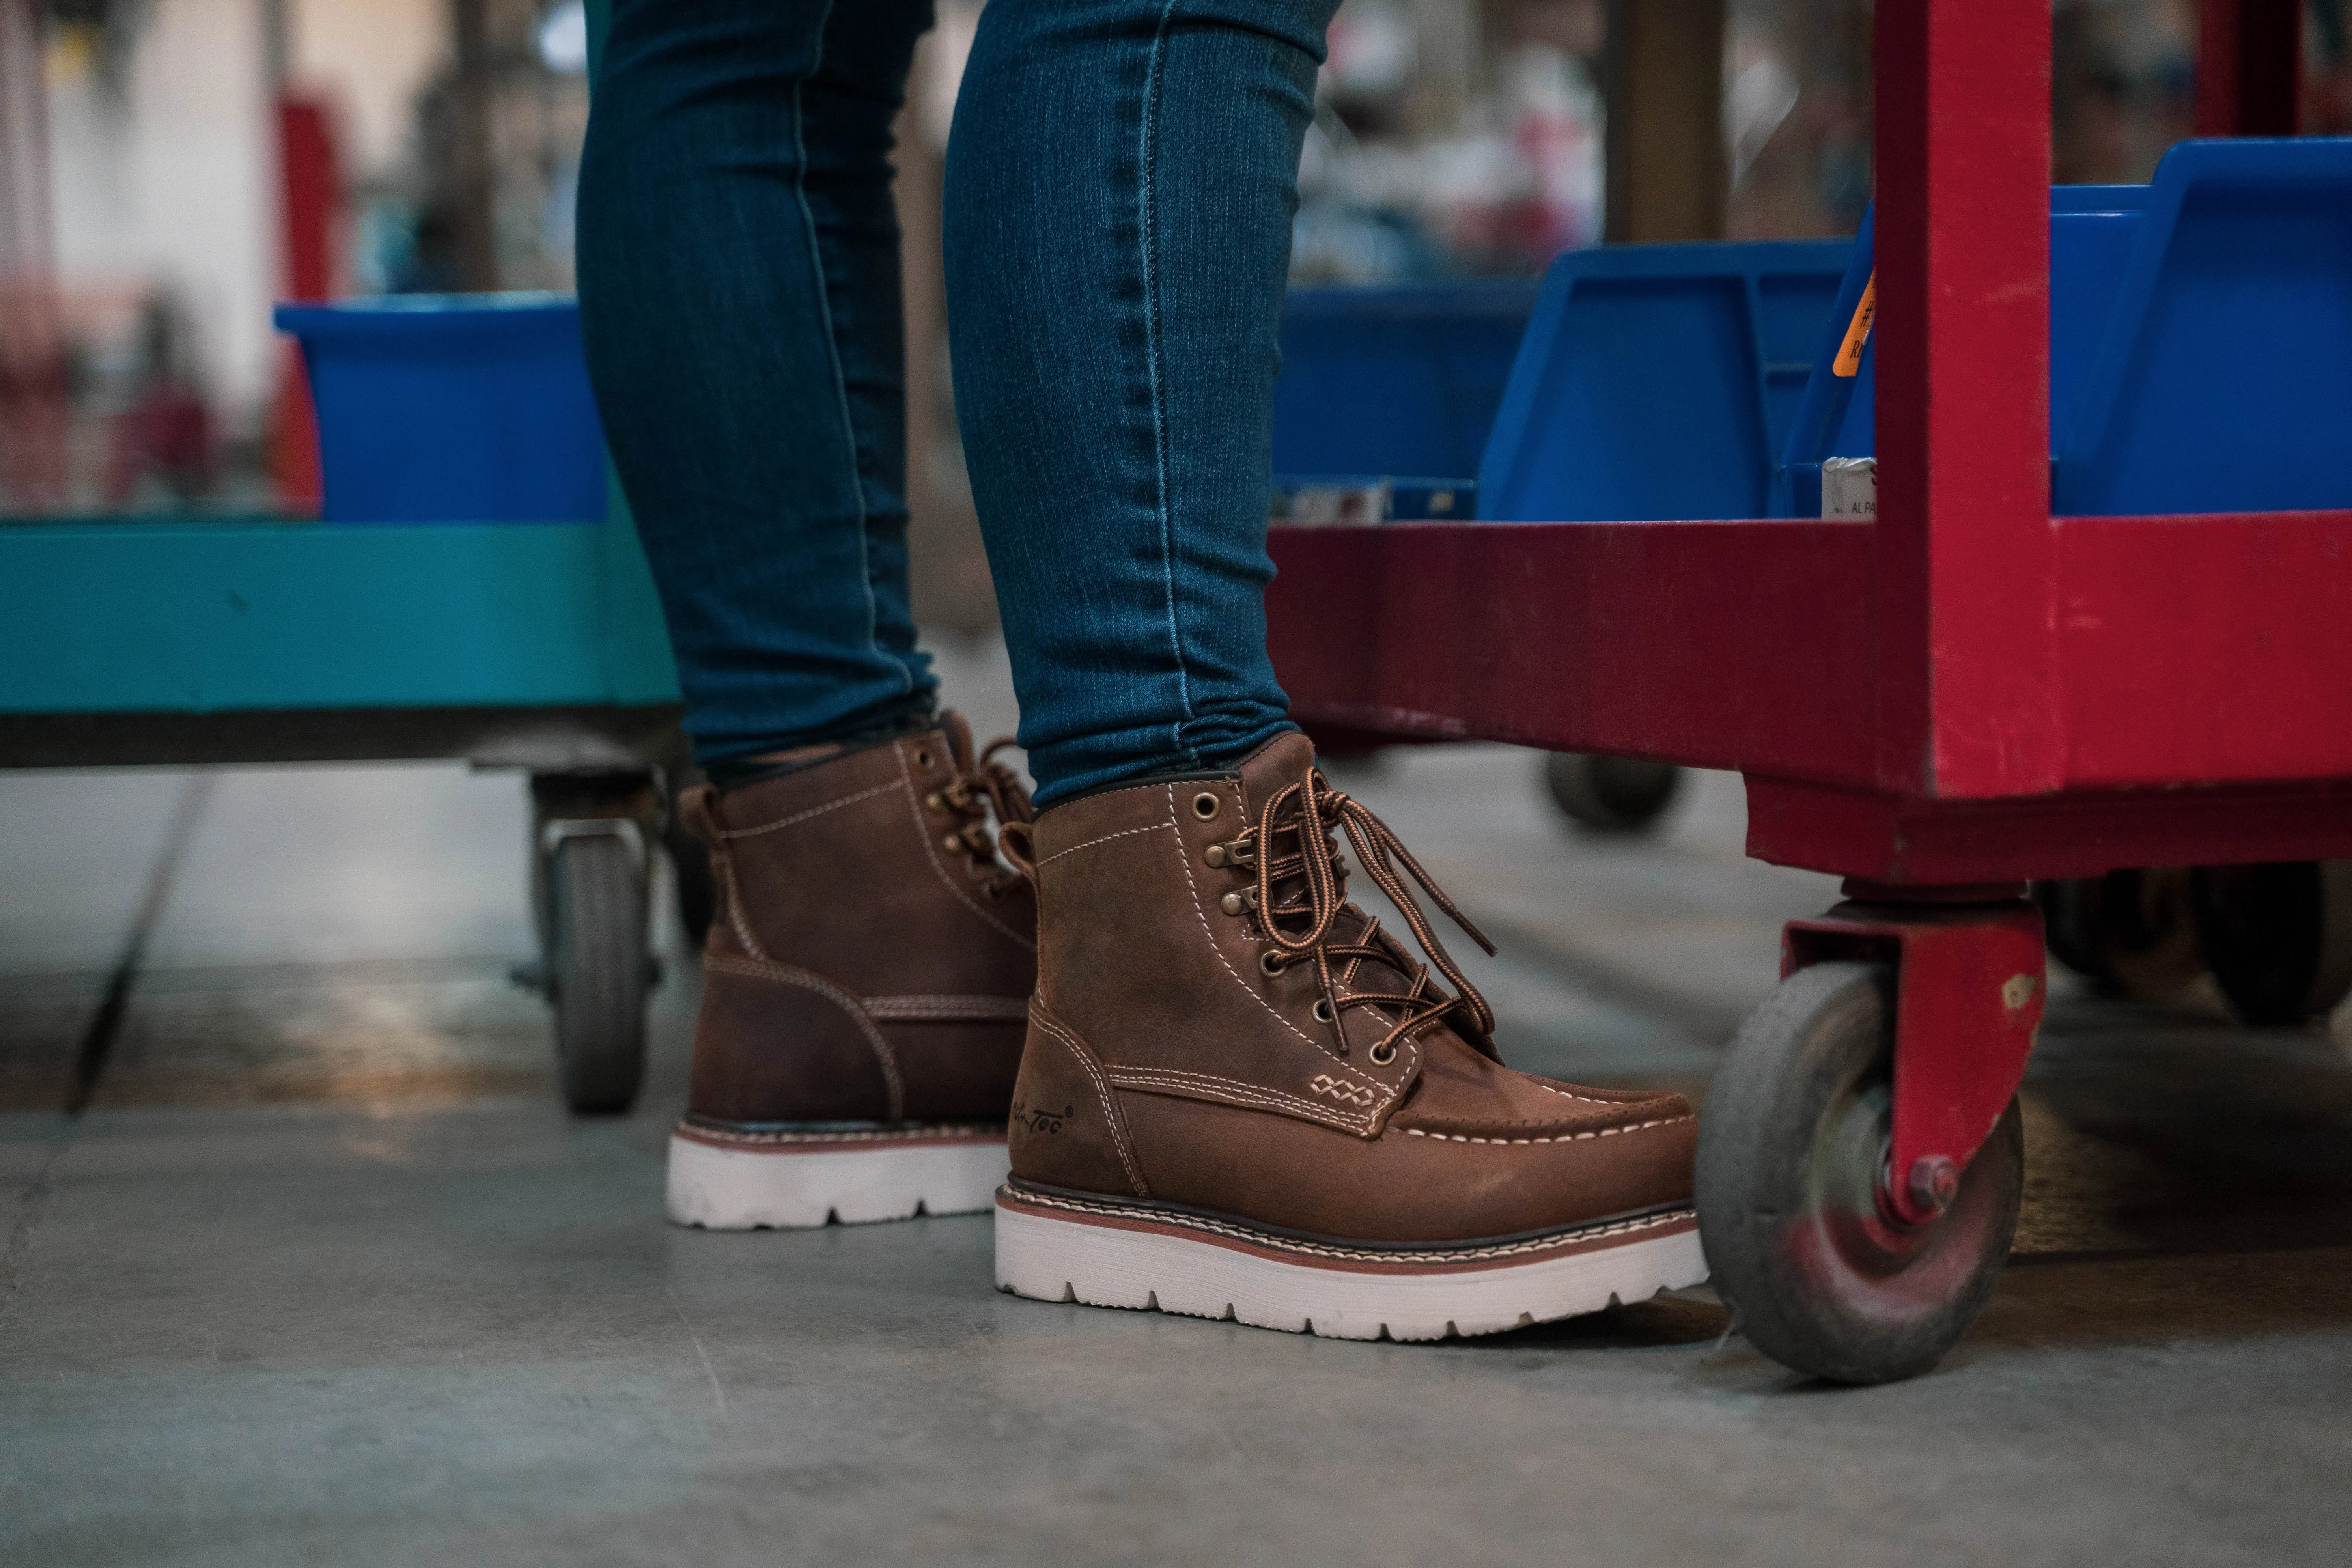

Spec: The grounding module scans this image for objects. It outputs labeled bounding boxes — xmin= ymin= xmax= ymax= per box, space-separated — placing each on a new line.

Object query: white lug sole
xmin=995 ymin=1184 xmax=1707 ymax=1341
xmin=667 ymin=1124 xmax=1010 ymax=1230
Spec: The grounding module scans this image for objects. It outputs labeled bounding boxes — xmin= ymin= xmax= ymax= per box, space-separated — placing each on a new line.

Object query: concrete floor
xmin=6 ymin=636 xmax=2352 ymax=1565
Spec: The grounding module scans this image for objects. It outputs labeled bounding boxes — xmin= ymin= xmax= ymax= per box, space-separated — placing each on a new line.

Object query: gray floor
xmin=6 ymin=635 xmax=2352 ymax=1565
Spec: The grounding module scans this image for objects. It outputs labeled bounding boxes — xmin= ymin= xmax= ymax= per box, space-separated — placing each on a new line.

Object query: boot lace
xmin=1245 ymin=767 xmax=1497 ymax=1065
xmin=930 ymin=733 xmax=1034 ymax=898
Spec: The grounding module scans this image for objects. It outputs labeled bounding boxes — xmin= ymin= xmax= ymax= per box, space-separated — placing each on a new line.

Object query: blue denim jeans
xmin=578 ymin=0 xmax=1333 ymax=804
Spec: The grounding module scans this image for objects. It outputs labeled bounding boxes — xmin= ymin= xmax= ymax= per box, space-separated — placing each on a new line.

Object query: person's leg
xmin=942 ymin=0 xmax=1329 ymax=807
xmin=579 ymin=0 xmax=936 ymax=775
xmin=578 ymin=0 xmax=1034 ymax=1227
xmin=946 ymin=1 xmax=1704 ymax=1336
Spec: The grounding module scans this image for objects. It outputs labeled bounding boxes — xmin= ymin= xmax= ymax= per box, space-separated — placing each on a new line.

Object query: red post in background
xmin=1870 ymin=1 xmax=2058 ymax=801
xmin=271 ymin=95 xmax=338 ymax=515
xmin=2197 ymin=0 xmax=2302 ymax=136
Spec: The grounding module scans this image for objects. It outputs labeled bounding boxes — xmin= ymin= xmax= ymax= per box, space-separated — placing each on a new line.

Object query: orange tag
xmin=1833 ymin=271 xmax=1876 ymax=378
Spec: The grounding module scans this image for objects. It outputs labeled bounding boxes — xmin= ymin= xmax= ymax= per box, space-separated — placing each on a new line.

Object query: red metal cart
xmin=1265 ymin=0 xmax=2351 ymax=1383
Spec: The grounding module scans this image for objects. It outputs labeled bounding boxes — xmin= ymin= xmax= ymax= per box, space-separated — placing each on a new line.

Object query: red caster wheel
xmin=1697 ymin=961 xmax=2024 ymax=1384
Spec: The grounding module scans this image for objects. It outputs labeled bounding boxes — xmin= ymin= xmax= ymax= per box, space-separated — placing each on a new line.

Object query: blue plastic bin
xmin=1272 ymin=282 xmax=1542 ymax=508
xmin=1782 ymin=138 xmax=2352 ymax=518
xmin=1475 ymin=240 xmax=1853 ymax=521
xmin=274 ymin=294 xmax=608 ymax=525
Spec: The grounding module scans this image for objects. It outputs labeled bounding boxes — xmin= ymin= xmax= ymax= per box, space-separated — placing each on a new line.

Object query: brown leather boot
xmin=992 ymin=732 xmax=1704 ymax=1338
xmin=666 ymin=715 xmax=1036 ymax=1228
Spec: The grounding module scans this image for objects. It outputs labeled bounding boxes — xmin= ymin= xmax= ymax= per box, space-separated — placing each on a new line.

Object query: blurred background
xmin=10 ymin=6 xmax=2352 ymax=1558
xmin=8 ymin=0 xmax=2350 ymax=619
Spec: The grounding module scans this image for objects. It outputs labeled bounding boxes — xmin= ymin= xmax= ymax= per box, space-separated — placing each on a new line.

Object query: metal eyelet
xmin=1368 ymin=1040 xmax=1397 ymax=1066
xmin=926 ymin=790 xmax=948 ymax=814
xmin=1219 ymin=889 xmax=1259 ymax=917
xmin=1258 ymin=951 xmax=1285 ymax=976
xmin=913 ymin=747 xmax=935 ymax=769
xmin=1191 ymin=791 xmax=1221 ymax=820
xmin=1312 ymin=997 xmax=1335 ymax=1024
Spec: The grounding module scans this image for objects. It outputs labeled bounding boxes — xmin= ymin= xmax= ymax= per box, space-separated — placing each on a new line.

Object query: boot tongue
xmin=1234 ymin=730 xmax=1320 ymax=816
xmin=938 ymin=711 xmax=976 ymax=771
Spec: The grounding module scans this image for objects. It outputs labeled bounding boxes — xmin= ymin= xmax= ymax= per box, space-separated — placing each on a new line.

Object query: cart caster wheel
xmin=1541 ymin=752 xmax=1683 ymax=834
xmin=1697 ymin=961 xmax=2023 ymax=1385
xmin=2191 ymin=861 xmax=2352 ymax=1026
xmin=2031 ymin=868 xmax=2201 ymax=999
xmin=545 ymin=833 xmax=650 ymax=1114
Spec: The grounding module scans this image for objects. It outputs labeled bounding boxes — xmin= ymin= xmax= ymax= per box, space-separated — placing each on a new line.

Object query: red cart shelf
xmin=1266 ymin=0 xmax=2351 ymax=1383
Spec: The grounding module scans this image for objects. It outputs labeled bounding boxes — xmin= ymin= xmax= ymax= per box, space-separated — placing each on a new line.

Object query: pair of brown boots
xmin=668 ymin=716 xmax=1703 ymax=1341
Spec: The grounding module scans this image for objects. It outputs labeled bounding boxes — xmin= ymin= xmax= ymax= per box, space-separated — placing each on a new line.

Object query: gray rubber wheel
xmin=1541 ymin=752 xmax=1683 ymax=834
xmin=2192 ymin=861 xmax=2352 ymax=1026
xmin=1697 ymin=961 xmax=2023 ymax=1385
xmin=2032 ymin=868 xmax=2202 ymax=1000
xmin=546 ymin=834 xmax=650 ymax=1114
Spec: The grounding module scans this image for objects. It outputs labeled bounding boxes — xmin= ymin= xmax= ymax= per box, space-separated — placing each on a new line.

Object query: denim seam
xmin=1141 ymin=0 xmax=1202 ymax=772
xmin=791 ymin=0 xmax=907 ymax=702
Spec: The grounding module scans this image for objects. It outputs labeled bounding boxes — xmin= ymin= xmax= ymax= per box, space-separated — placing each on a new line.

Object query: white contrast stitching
xmin=719 ymin=851 xmax=766 ymax=961
xmin=1003 ymin=1186 xmax=1695 ymax=1267
xmin=1030 ymin=1008 xmax=1152 ymax=1198
xmin=1104 ymin=1067 xmax=1369 ymax=1135
xmin=718 ymin=781 xmax=900 ymax=840
xmin=862 ymin=995 xmax=1032 ymax=1022
xmin=1533 ymin=1081 xmax=1622 ymax=1107
xmin=704 ymin=951 xmax=905 ymax=1121
xmin=1034 ymin=822 xmax=1165 ymax=868
xmin=896 ymin=744 xmax=1034 ymax=951
xmin=679 ymin=1122 xmax=1004 ymax=1148
xmin=1050 ymin=780 xmax=1205 ymax=811
xmin=1398 ymin=1115 xmax=1695 ymax=1147
xmin=1105 ymin=1064 xmax=1370 ymax=1118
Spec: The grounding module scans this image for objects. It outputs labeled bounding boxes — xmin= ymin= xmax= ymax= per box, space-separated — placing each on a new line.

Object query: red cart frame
xmin=1267 ymin=2 xmax=2347 ymax=1260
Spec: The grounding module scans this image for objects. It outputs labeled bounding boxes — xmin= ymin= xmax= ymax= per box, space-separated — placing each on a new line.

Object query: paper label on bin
xmin=1823 ymin=457 xmax=1877 ymax=519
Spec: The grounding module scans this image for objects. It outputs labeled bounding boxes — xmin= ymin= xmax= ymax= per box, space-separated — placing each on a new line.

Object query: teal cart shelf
xmin=0 ymin=497 xmax=693 ymax=1117
xmin=0 ymin=504 xmax=681 ymax=768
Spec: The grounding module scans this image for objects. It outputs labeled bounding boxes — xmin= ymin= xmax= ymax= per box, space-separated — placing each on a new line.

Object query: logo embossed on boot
xmin=1309 ymin=1073 xmax=1376 ymax=1107
xmin=1011 ymin=1100 xmax=1075 ymax=1135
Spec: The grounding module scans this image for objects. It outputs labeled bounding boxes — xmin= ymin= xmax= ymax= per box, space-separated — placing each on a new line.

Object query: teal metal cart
xmin=0 ymin=498 xmax=694 ymax=1113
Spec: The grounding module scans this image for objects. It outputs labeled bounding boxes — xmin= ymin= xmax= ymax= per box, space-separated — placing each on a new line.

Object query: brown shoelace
xmin=1243 ymin=766 xmax=1496 ymax=1064
xmin=930 ymin=727 xmax=1034 ymax=899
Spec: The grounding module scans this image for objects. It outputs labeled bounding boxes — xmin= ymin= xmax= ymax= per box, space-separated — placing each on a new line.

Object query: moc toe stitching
xmin=1397 ymin=1115 xmax=1696 ymax=1147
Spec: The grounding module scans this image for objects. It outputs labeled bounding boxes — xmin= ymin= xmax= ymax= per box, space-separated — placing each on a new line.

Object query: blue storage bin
xmin=2061 ymin=138 xmax=2352 ymax=515
xmin=1475 ymin=240 xmax=1853 ymax=521
xmin=1780 ymin=190 xmax=2148 ymax=517
xmin=1272 ymin=282 xmax=1542 ymax=504
xmin=274 ymin=294 xmax=608 ymax=525
xmin=1783 ymin=139 xmax=2352 ymax=518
